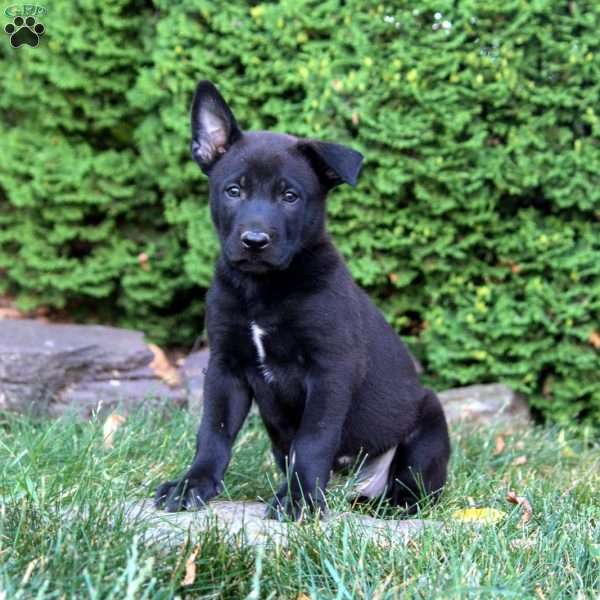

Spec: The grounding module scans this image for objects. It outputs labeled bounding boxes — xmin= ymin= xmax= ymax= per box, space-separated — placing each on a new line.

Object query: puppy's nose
xmin=240 ymin=230 xmax=271 ymax=251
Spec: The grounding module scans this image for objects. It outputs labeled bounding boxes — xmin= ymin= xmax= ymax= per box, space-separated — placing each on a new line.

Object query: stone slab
xmin=125 ymin=500 xmax=439 ymax=548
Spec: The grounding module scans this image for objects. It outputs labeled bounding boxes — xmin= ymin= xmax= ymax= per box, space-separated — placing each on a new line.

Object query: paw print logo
xmin=4 ymin=16 xmax=45 ymax=48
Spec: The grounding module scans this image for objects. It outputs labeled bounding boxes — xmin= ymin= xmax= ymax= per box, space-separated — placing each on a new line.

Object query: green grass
xmin=0 ymin=409 xmax=598 ymax=599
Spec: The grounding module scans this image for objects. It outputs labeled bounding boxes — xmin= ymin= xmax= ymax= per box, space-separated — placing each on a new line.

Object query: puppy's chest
xmin=244 ymin=320 xmax=305 ymax=385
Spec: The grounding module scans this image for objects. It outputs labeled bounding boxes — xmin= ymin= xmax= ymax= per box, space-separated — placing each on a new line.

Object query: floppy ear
xmin=297 ymin=140 xmax=363 ymax=188
xmin=190 ymin=80 xmax=241 ymax=173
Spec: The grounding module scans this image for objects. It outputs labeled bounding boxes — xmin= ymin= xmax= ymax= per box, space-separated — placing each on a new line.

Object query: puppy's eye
xmin=282 ymin=189 xmax=299 ymax=203
xmin=225 ymin=184 xmax=241 ymax=198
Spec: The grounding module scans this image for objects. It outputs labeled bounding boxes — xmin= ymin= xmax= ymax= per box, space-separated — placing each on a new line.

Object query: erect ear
xmin=297 ymin=139 xmax=363 ymax=188
xmin=190 ymin=80 xmax=242 ymax=173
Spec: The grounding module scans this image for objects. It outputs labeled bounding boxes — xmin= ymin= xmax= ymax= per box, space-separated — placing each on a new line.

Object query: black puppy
xmin=156 ymin=81 xmax=450 ymax=518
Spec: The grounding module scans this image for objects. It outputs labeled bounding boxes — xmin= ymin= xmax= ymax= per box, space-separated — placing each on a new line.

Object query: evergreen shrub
xmin=1 ymin=0 xmax=599 ymax=423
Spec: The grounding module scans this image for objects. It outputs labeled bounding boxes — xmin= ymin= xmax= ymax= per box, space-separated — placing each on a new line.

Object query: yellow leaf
xmin=452 ymin=508 xmax=506 ymax=524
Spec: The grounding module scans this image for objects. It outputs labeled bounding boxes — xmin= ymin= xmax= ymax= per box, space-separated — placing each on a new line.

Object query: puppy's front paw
xmin=154 ymin=477 xmax=219 ymax=512
xmin=264 ymin=494 xmax=325 ymax=521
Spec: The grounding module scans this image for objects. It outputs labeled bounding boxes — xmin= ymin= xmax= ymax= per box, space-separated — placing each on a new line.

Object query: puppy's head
xmin=190 ymin=80 xmax=363 ymax=274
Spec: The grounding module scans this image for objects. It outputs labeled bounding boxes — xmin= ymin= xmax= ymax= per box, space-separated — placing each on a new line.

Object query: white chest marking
xmin=250 ymin=321 xmax=266 ymax=361
xmin=250 ymin=321 xmax=274 ymax=383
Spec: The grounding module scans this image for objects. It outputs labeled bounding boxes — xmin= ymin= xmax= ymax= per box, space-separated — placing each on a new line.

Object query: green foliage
xmin=0 ymin=0 xmax=201 ymax=342
xmin=1 ymin=0 xmax=599 ymax=423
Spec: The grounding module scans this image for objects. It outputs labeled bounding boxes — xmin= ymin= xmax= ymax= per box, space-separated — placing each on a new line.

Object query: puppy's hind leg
xmin=387 ymin=389 xmax=450 ymax=513
xmin=353 ymin=445 xmax=397 ymax=500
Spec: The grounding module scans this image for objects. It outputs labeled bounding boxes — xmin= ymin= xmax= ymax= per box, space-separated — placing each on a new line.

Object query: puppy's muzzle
xmin=240 ymin=230 xmax=271 ymax=251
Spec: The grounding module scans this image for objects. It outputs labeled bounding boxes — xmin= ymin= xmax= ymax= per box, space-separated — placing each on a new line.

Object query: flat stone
xmin=180 ymin=349 xmax=210 ymax=414
xmin=54 ymin=379 xmax=187 ymax=419
xmin=0 ymin=319 xmax=185 ymax=417
xmin=439 ymin=383 xmax=530 ymax=426
xmin=0 ymin=319 xmax=531 ymax=426
xmin=125 ymin=500 xmax=438 ymax=548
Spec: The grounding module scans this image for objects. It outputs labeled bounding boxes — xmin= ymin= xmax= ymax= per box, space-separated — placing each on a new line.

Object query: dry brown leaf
xmin=494 ymin=435 xmax=506 ymax=455
xmin=0 ymin=307 xmax=25 ymax=320
xmin=535 ymin=585 xmax=546 ymax=600
xmin=138 ymin=252 xmax=150 ymax=271
xmin=407 ymin=538 xmax=420 ymax=552
xmin=103 ymin=413 xmax=126 ymax=449
xmin=589 ymin=330 xmax=600 ymax=349
xmin=296 ymin=594 xmax=312 ymax=600
xmin=351 ymin=112 xmax=360 ymax=126
xmin=181 ymin=545 xmax=200 ymax=586
xmin=148 ymin=343 xmax=182 ymax=387
xmin=513 ymin=455 xmax=528 ymax=466
xmin=506 ymin=490 xmax=533 ymax=524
